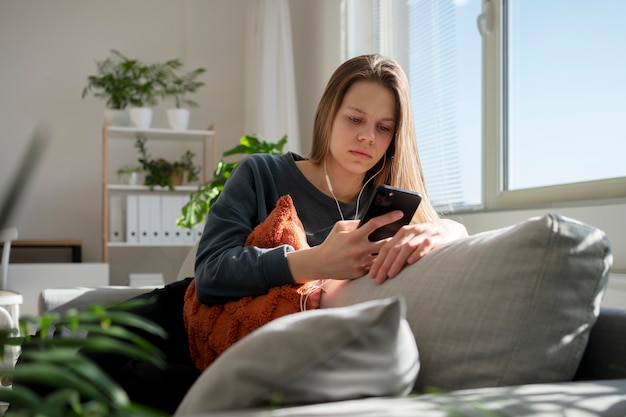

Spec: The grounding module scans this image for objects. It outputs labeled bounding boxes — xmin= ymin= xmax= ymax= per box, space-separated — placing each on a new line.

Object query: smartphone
xmin=358 ymin=185 xmax=422 ymax=241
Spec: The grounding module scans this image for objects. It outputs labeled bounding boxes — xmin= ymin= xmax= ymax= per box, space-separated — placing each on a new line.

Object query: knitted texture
xmin=184 ymin=195 xmax=321 ymax=371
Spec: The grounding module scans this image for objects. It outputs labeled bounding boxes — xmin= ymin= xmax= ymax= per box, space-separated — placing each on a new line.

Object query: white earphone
xmin=324 ymin=153 xmax=387 ymax=221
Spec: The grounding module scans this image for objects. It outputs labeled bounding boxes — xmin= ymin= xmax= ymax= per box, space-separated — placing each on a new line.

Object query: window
xmin=503 ymin=0 xmax=626 ymax=191
xmin=483 ymin=0 xmax=626 ymax=208
xmin=343 ymin=0 xmax=626 ymax=211
xmin=344 ymin=0 xmax=483 ymax=211
xmin=406 ymin=0 xmax=482 ymax=211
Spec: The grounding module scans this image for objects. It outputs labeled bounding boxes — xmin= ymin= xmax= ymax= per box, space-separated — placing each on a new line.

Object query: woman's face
xmin=327 ymin=80 xmax=396 ymax=178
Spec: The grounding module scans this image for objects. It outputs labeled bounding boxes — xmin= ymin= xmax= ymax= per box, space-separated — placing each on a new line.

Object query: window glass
xmin=506 ymin=0 xmax=626 ymax=190
xmin=407 ymin=0 xmax=482 ymax=211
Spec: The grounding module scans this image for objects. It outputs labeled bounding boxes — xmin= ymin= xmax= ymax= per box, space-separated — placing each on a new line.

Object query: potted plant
xmin=116 ymin=165 xmax=144 ymax=186
xmin=125 ymin=60 xmax=174 ymax=130
xmin=177 ymin=134 xmax=287 ymax=229
xmin=81 ymin=49 xmax=135 ymax=126
xmin=161 ymin=62 xmax=206 ymax=130
xmin=135 ymin=136 xmax=201 ymax=190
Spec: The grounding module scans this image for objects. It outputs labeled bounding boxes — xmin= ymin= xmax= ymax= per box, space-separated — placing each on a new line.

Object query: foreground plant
xmin=0 ymin=299 xmax=168 ymax=417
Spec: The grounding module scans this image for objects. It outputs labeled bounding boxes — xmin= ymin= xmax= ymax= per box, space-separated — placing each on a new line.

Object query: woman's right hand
xmin=286 ymin=210 xmax=403 ymax=282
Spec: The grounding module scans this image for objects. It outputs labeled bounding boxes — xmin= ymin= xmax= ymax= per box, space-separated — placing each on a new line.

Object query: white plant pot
xmin=128 ymin=107 xmax=153 ymax=129
xmin=104 ymin=109 xmax=130 ymax=127
xmin=118 ymin=171 xmax=142 ymax=186
xmin=167 ymin=108 xmax=190 ymax=130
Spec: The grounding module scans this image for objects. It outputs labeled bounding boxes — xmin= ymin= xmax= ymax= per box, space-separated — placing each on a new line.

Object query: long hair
xmin=308 ymin=54 xmax=439 ymax=222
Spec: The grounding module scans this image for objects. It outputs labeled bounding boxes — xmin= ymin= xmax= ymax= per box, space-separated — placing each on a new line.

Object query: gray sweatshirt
xmin=194 ymin=152 xmax=373 ymax=305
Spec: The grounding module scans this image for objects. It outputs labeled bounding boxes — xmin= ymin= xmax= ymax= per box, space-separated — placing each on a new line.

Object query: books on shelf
xmin=109 ymin=193 xmax=204 ymax=245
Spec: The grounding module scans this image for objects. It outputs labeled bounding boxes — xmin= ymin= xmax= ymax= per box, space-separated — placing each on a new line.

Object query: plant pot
xmin=167 ymin=108 xmax=190 ymax=130
xmin=128 ymin=107 xmax=153 ymax=129
xmin=104 ymin=109 xmax=130 ymax=127
xmin=118 ymin=171 xmax=142 ymax=186
xmin=170 ymin=171 xmax=184 ymax=186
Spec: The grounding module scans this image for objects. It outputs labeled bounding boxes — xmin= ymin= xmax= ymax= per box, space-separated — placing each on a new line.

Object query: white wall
xmin=290 ymin=0 xmax=344 ymax=153
xmin=0 ymin=0 xmax=247 ymax=268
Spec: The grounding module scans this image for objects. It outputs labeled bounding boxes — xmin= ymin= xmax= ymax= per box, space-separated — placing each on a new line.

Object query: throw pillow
xmin=183 ymin=195 xmax=321 ymax=371
xmin=175 ymin=296 xmax=419 ymax=414
xmin=321 ymin=214 xmax=612 ymax=392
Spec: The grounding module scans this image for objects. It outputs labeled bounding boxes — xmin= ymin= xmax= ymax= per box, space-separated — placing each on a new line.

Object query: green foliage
xmin=176 ymin=134 xmax=288 ymax=229
xmin=123 ymin=59 xmax=171 ymax=108
xmin=82 ymin=50 xmax=205 ymax=110
xmin=81 ymin=49 xmax=136 ymax=110
xmin=0 ymin=300 xmax=168 ymax=417
xmin=159 ymin=62 xmax=206 ymax=109
xmin=135 ymin=136 xmax=201 ymax=191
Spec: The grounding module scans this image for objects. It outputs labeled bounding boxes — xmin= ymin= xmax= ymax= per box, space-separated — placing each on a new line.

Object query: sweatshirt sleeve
xmin=193 ymin=155 xmax=297 ymax=305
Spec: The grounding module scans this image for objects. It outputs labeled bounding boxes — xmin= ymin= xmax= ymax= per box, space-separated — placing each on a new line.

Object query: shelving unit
xmin=101 ymin=122 xmax=216 ymax=263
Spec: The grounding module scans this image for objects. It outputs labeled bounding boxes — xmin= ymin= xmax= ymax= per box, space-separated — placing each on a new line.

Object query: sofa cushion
xmin=175 ymin=296 xmax=419 ymax=414
xmin=321 ymin=214 xmax=612 ymax=392
xmin=173 ymin=379 xmax=626 ymax=417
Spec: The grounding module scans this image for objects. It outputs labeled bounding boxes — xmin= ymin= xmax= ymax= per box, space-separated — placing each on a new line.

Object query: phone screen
xmin=358 ymin=185 xmax=422 ymax=241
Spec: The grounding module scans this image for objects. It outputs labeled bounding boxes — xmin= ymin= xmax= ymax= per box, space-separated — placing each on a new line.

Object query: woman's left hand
xmin=368 ymin=219 xmax=468 ymax=284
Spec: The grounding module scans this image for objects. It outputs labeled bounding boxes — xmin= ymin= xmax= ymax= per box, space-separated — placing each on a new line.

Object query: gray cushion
xmin=173 ymin=379 xmax=626 ymax=417
xmin=175 ymin=297 xmax=419 ymax=414
xmin=321 ymin=214 xmax=612 ymax=391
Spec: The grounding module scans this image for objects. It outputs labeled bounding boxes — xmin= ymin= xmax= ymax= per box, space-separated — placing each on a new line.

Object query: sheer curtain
xmin=244 ymin=0 xmax=300 ymax=154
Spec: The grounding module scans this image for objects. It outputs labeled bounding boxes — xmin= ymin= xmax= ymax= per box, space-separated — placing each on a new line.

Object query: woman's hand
xmin=368 ymin=219 xmax=468 ymax=284
xmin=287 ymin=210 xmax=404 ymax=283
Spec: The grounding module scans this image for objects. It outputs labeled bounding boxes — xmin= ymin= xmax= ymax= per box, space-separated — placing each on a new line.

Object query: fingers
xmin=368 ymin=225 xmax=434 ymax=284
xmin=357 ymin=210 xmax=404 ymax=239
xmin=368 ymin=219 xmax=467 ymax=284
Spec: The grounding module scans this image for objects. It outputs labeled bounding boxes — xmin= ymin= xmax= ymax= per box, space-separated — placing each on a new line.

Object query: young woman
xmin=194 ymin=53 xmax=467 ymax=306
xmin=13 ymin=54 xmax=467 ymax=415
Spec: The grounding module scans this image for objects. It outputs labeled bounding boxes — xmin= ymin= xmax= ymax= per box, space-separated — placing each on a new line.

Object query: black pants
xmin=16 ymin=277 xmax=199 ymax=414
xmin=87 ymin=277 xmax=199 ymax=413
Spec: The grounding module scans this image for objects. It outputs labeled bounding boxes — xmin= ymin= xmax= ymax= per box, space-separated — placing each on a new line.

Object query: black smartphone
xmin=358 ymin=185 xmax=422 ymax=241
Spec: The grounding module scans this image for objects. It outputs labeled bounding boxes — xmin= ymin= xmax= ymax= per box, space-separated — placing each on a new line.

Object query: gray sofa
xmin=39 ymin=214 xmax=626 ymax=416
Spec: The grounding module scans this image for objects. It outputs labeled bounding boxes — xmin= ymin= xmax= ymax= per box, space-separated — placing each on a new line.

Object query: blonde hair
xmin=308 ymin=54 xmax=439 ymax=222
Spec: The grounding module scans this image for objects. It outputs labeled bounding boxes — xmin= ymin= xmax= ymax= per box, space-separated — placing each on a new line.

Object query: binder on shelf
xmin=182 ymin=220 xmax=195 ymax=243
xmin=160 ymin=195 xmax=179 ymax=244
xmin=126 ymin=194 xmax=139 ymax=243
xmin=109 ymin=195 xmax=124 ymax=242
xmin=172 ymin=195 xmax=190 ymax=243
xmin=138 ymin=194 xmax=161 ymax=243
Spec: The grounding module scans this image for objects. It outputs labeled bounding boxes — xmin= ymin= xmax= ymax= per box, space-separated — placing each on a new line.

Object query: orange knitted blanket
xmin=183 ymin=195 xmax=321 ymax=371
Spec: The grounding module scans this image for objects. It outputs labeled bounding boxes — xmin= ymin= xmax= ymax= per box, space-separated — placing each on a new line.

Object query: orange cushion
xmin=184 ymin=195 xmax=321 ymax=371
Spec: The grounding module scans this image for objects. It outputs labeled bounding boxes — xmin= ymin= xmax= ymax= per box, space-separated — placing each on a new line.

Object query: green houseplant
xmin=0 ymin=300 xmax=167 ymax=416
xmin=81 ymin=49 xmax=134 ymax=110
xmin=177 ymin=134 xmax=287 ymax=229
xmin=81 ymin=49 xmax=136 ymax=126
xmin=160 ymin=62 xmax=206 ymax=109
xmin=82 ymin=49 xmax=179 ymax=128
xmin=160 ymin=61 xmax=206 ymax=130
xmin=135 ymin=137 xmax=201 ymax=191
xmin=124 ymin=58 xmax=174 ymax=130
xmin=116 ymin=165 xmax=143 ymax=186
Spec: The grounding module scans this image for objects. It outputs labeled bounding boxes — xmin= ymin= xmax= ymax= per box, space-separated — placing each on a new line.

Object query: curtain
xmin=244 ymin=0 xmax=300 ymax=154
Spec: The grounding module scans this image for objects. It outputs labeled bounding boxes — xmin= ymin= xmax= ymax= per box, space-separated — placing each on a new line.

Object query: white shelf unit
xmin=101 ymin=122 xmax=216 ymax=262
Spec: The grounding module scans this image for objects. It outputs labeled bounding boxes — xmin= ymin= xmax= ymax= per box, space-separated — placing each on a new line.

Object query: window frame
xmin=482 ymin=0 xmax=626 ymax=210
